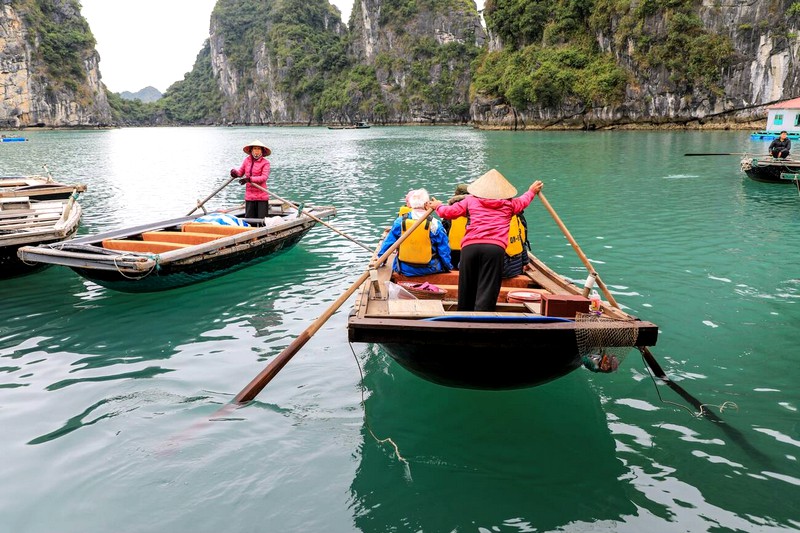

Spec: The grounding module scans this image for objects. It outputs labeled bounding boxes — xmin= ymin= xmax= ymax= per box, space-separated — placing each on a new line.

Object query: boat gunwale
xmin=17 ymin=205 xmax=336 ymax=272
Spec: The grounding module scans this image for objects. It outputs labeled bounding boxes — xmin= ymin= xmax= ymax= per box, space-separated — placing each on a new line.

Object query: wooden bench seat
xmin=102 ymin=239 xmax=191 ymax=253
xmin=141 ymin=231 xmax=222 ymax=245
xmin=181 ymin=223 xmax=254 ymax=236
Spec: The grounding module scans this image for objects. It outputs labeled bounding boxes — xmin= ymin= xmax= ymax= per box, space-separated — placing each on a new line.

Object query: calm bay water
xmin=1 ymin=127 xmax=798 ymax=532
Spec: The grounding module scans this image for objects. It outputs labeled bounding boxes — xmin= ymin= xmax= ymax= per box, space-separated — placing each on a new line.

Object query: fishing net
xmin=574 ymin=312 xmax=639 ymax=373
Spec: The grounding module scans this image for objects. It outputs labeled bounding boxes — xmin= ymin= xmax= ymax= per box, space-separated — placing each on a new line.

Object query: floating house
xmin=751 ymin=97 xmax=800 ymax=140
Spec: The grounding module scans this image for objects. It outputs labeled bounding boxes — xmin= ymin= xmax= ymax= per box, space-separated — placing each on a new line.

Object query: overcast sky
xmin=80 ymin=0 xmax=483 ymax=94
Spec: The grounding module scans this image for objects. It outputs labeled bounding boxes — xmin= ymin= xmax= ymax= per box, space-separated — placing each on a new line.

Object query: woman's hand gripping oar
xmin=537 ymin=192 xmax=773 ymax=466
xmin=232 ymin=207 xmax=435 ymax=404
xmin=186 ymin=174 xmax=239 ymax=217
xmin=248 ymin=183 xmax=374 ymax=253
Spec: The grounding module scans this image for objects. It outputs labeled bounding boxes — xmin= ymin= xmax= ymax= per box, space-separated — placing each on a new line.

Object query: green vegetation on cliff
xmin=589 ymin=0 xmax=734 ymax=92
xmin=476 ymin=0 xmax=625 ymax=108
xmin=212 ymin=0 xmax=347 ymax=102
xmin=12 ymin=0 xmax=96 ymax=100
xmin=475 ymin=0 xmax=735 ymax=110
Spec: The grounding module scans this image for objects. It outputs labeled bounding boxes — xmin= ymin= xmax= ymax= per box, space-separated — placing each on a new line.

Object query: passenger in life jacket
xmin=502 ymin=212 xmax=530 ymax=278
xmin=427 ymin=169 xmax=543 ymax=312
xmin=378 ymin=188 xmax=452 ymax=277
xmin=441 ymin=183 xmax=470 ymax=268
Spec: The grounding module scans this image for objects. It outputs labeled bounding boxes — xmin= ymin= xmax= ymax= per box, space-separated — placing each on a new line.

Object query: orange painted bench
xmin=181 ymin=223 xmax=254 ymax=236
xmin=102 ymin=240 xmax=191 ymax=254
xmin=141 ymin=231 xmax=222 ymax=245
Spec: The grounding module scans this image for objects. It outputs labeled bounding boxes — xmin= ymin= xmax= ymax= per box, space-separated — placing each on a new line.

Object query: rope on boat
xmin=640 ymin=354 xmax=740 ymax=418
xmin=348 ymin=342 xmax=412 ymax=481
xmin=112 ymin=253 xmax=160 ymax=279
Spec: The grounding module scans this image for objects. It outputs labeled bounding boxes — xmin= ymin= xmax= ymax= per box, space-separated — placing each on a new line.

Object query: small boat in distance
xmin=18 ymin=201 xmax=336 ymax=292
xmin=1 ymin=177 xmax=84 ymax=279
xmin=327 ymin=121 xmax=370 ymax=130
xmin=347 ymin=251 xmax=658 ymax=390
xmin=0 ymin=136 xmax=28 ymax=143
xmin=740 ymin=155 xmax=800 ymax=183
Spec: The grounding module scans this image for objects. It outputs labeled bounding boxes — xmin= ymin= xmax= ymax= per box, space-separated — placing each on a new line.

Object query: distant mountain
xmin=119 ymin=86 xmax=163 ymax=103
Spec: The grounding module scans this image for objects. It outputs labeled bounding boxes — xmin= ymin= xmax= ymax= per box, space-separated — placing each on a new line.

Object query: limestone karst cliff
xmin=0 ymin=0 xmax=110 ymax=127
xmin=472 ymin=0 xmax=800 ymax=129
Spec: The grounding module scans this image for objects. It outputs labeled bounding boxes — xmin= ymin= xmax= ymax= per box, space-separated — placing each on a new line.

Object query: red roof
xmin=768 ymin=97 xmax=800 ymax=109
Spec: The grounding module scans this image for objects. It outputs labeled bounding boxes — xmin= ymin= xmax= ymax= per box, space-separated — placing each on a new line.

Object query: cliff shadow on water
xmin=349 ymin=344 xmax=633 ymax=532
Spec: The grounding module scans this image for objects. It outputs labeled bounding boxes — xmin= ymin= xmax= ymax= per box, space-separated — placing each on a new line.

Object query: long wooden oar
xmin=537 ymin=192 xmax=774 ymax=464
xmin=537 ymin=193 xmax=618 ymax=307
xmin=186 ymin=175 xmax=239 ymax=216
xmin=233 ymin=208 xmax=435 ymax=404
xmin=248 ymin=183 xmax=374 ymax=253
xmin=538 ymin=191 xmax=711 ymax=409
xmin=683 ymin=152 xmax=748 ymax=156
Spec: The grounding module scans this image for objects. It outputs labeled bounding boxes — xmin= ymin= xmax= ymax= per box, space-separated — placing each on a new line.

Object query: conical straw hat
xmin=467 ymin=169 xmax=517 ymax=199
xmin=243 ymin=140 xmax=272 ymax=156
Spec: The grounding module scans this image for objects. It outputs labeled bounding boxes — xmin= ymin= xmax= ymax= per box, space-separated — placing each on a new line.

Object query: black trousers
xmin=245 ymin=200 xmax=269 ymax=219
xmin=458 ymin=244 xmax=505 ymax=311
xmin=771 ymin=150 xmax=790 ymax=159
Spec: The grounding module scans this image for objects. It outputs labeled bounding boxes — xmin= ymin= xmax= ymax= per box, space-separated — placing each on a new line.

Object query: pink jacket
xmin=235 ymin=156 xmax=270 ymax=201
xmin=435 ymin=190 xmax=536 ymax=249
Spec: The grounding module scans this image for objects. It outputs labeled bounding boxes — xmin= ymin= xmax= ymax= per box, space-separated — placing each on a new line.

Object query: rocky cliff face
xmin=207 ymin=0 xmax=345 ymax=124
xmin=349 ymin=0 xmax=486 ymax=123
xmin=473 ymin=0 xmax=800 ymax=130
xmin=0 ymin=1 xmax=110 ymax=128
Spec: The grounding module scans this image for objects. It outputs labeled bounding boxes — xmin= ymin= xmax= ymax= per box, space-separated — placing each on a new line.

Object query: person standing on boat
xmin=230 ymin=140 xmax=271 ymax=219
xmin=769 ymin=131 xmax=791 ymax=159
xmin=378 ymin=188 xmax=452 ymax=277
xmin=427 ymin=169 xmax=543 ymax=312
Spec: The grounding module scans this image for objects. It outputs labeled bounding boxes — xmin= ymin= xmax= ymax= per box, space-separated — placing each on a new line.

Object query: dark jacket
xmin=769 ymin=137 xmax=791 ymax=153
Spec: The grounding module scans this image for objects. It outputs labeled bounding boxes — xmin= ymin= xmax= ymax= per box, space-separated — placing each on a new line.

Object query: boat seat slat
xmin=141 ymin=231 xmax=223 ymax=245
xmin=181 ymin=223 xmax=254 ymax=235
xmin=102 ymin=239 xmax=191 ymax=253
xmin=385 ymin=299 xmax=446 ymax=317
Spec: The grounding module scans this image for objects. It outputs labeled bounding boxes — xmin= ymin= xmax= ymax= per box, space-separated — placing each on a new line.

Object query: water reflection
xmin=350 ymin=346 xmax=633 ymax=532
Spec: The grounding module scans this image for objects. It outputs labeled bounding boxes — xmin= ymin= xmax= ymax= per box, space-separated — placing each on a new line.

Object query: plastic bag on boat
xmin=385 ymin=281 xmax=418 ymax=300
xmin=195 ymin=213 xmax=249 ymax=226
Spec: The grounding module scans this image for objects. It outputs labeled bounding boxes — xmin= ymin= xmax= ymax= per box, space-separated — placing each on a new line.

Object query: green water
xmin=1 ymin=127 xmax=798 ymax=532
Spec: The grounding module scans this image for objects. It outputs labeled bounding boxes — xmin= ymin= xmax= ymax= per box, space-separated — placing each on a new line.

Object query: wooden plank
xmin=102 ymin=240 xmax=191 ymax=253
xmin=142 ymin=231 xmax=222 ymax=245
xmin=0 ymin=216 xmax=62 ymax=230
xmin=180 ymin=223 xmax=255 ymax=235
xmin=385 ymin=299 xmax=445 ymax=317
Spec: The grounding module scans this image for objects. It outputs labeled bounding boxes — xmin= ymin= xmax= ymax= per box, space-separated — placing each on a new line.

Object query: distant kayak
xmin=1 ymin=137 xmax=28 ymax=143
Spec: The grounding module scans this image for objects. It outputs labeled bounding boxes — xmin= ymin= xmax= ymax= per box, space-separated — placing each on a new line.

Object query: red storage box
xmin=541 ymin=293 xmax=591 ymax=317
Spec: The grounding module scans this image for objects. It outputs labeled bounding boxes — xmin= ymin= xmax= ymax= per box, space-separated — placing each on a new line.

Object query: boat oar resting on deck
xmin=17 ymin=200 xmax=336 ymax=292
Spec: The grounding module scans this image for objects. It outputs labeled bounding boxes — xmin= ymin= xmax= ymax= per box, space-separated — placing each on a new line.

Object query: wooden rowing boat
xmin=1 ymin=179 xmax=84 ymax=279
xmin=17 ymin=200 xmax=336 ymax=292
xmin=740 ymin=156 xmax=800 ymax=183
xmin=347 ymin=252 xmax=658 ymax=390
xmin=1 ymin=175 xmax=87 ymax=200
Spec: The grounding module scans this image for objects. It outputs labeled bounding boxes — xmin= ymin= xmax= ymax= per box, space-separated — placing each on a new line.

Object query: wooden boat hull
xmin=18 ymin=204 xmax=335 ymax=292
xmin=1 ymin=198 xmax=82 ymax=279
xmin=68 ymin=225 xmax=311 ymax=292
xmin=349 ymin=315 xmax=657 ymax=389
xmin=347 ymin=254 xmax=659 ymax=390
xmin=741 ymin=157 xmax=800 ymax=183
xmin=1 ymin=176 xmax=87 ymax=200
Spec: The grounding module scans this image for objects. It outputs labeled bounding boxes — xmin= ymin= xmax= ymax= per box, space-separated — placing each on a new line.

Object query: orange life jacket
xmin=506 ymin=214 xmax=526 ymax=256
xmin=398 ymin=215 xmax=433 ymax=264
